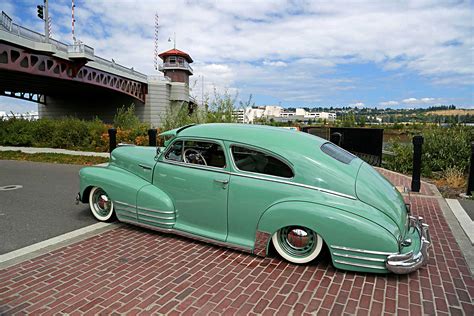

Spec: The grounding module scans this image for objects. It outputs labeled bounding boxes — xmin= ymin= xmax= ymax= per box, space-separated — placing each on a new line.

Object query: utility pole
xmin=44 ymin=0 xmax=49 ymax=42
xmin=72 ymin=0 xmax=76 ymax=43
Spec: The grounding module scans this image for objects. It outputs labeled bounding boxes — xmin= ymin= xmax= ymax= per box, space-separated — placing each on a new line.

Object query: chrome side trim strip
xmin=119 ymin=219 xmax=253 ymax=254
xmin=122 ymin=219 xmax=173 ymax=232
xmin=159 ymin=145 xmax=354 ymax=200
xmin=140 ymin=218 xmax=174 ymax=226
xmin=137 ymin=211 xmax=175 ymax=220
xmin=229 ymin=172 xmax=356 ymax=200
xmin=115 ymin=208 xmax=136 ymax=215
xmin=115 ymin=200 xmax=136 ymax=208
xmin=137 ymin=206 xmax=175 ymax=214
xmin=331 ymin=245 xmax=397 ymax=256
xmin=333 ymin=252 xmax=386 ymax=262
xmin=334 ymin=259 xmax=386 ymax=270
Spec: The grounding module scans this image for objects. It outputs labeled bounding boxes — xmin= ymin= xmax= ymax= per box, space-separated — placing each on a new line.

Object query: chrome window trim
xmin=137 ymin=211 xmax=175 ymax=220
xmin=332 ymin=252 xmax=386 ymax=262
xmin=163 ymin=138 xmax=228 ymax=170
xmin=331 ymin=245 xmax=397 ymax=256
xmin=229 ymin=172 xmax=356 ymax=200
xmin=229 ymin=143 xmax=295 ymax=180
xmin=160 ymin=158 xmax=355 ymax=200
xmin=334 ymin=259 xmax=386 ymax=270
xmin=137 ymin=206 xmax=175 ymax=214
xmin=159 ymin=159 xmax=231 ymax=174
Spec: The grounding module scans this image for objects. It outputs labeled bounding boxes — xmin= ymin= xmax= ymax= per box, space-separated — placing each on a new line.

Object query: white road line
xmin=446 ymin=199 xmax=474 ymax=245
xmin=0 ymin=222 xmax=114 ymax=264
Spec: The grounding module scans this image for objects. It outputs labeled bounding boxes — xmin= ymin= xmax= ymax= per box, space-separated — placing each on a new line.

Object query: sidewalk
xmin=0 ymin=146 xmax=109 ymax=158
xmin=0 ymin=169 xmax=473 ymax=315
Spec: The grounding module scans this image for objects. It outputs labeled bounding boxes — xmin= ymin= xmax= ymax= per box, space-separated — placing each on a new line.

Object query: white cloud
xmin=2 ymin=0 xmax=472 ymax=110
xmin=379 ymin=100 xmax=399 ymax=107
xmin=350 ymin=102 xmax=365 ymax=107
xmin=402 ymin=97 xmax=439 ymax=104
xmin=263 ymin=60 xmax=287 ymax=67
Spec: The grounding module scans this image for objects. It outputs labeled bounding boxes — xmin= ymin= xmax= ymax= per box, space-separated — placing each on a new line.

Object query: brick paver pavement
xmin=1 ymin=170 xmax=473 ymax=315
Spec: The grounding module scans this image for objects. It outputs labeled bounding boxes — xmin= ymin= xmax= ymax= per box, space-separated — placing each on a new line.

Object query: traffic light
xmin=37 ymin=5 xmax=44 ymax=20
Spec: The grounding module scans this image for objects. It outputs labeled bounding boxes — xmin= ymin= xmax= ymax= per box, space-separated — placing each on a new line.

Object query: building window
xmin=168 ymin=56 xmax=176 ymax=64
xmin=231 ymin=146 xmax=294 ymax=178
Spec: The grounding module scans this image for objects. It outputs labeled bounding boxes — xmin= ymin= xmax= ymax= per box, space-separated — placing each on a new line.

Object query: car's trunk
xmin=355 ymin=163 xmax=407 ymax=234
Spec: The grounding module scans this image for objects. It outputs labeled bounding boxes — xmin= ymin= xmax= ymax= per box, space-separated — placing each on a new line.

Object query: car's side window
xmin=165 ymin=140 xmax=184 ymax=162
xmin=231 ymin=146 xmax=294 ymax=178
xmin=183 ymin=140 xmax=226 ymax=168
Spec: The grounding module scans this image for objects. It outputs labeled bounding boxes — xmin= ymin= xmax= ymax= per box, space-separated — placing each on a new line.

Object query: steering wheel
xmin=183 ymin=148 xmax=207 ymax=166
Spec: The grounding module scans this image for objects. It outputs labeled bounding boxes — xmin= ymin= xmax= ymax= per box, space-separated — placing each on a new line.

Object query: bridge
xmin=0 ymin=11 xmax=193 ymax=126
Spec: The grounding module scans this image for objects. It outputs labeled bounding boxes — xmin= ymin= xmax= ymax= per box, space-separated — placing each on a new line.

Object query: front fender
xmin=256 ymin=201 xmax=399 ymax=271
xmin=79 ymin=165 xmax=149 ymax=209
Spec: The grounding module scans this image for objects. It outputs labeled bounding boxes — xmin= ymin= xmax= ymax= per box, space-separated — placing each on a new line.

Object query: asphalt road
xmin=0 ymin=160 xmax=97 ymax=254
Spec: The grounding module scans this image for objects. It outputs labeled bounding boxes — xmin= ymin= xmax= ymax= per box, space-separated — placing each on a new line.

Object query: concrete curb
xmin=0 ymin=146 xmax=109 ymax=157
xmin=438 ymin=197 xmax=474 ymax=275
xmin=0 ymin=222 xmax=120 ymax=269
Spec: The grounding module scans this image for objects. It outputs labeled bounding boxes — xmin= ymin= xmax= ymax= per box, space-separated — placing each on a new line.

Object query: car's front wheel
xmin=272 ymin=226 xmax=323 ymax=264
xmin=88 ymin=186 xmax=115 ymax=221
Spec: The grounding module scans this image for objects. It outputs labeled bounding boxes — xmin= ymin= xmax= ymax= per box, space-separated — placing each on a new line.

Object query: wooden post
xmin=411 ymin=135 xmax=424 ymax=192
xmin=108 ymin=128 xmax=116 ymax=153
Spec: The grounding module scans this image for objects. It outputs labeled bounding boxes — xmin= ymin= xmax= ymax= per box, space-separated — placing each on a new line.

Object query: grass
xmin=0 ymin=151 xmax=109 ymax=165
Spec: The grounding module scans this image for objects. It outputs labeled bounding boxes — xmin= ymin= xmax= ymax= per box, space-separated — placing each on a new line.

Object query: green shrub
xmin=384 ymin=126 xmax=473 ymax=176
xmin=113 ymin=104 xmax=141 ymax=130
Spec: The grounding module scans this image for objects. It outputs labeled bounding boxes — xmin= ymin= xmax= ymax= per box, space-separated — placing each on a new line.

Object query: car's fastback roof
xmin=177 ymin=123 xmax=326 ymax=156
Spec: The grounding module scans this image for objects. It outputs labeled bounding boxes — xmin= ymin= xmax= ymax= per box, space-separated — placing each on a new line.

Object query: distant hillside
xmin=426 ymin=109 xmax=474 ymax=116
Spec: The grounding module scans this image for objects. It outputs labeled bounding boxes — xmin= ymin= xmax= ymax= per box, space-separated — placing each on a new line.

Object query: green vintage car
xmin=77 ymin=123 xmax=431 ymax=274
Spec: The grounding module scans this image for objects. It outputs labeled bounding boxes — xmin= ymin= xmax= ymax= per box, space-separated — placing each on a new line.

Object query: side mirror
xmin=156 ymin=147 xmax=162 ymax=155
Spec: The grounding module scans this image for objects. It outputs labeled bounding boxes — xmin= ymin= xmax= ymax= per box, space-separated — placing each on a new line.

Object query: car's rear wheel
xmin=272 ymin=226 xmax=323 ymax=264
xmin=89 ymin=186 xmax=114 ymax=221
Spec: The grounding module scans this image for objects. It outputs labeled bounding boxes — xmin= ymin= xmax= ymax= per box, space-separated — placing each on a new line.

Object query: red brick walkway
xmin=1 ymin=170 xmax=473 ymax=315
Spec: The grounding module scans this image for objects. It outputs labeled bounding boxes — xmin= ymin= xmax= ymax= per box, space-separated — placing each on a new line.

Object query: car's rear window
xmin=231 ymin=146 xmax=294 ymax=178
xmin=320 ymin=142 xmax=356 ymax=164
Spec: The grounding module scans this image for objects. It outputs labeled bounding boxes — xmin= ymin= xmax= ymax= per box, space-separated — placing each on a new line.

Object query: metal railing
xmin=159 ymin=61 xmax=193 ymax=73
xmin=1 ymin=11 xmax=147 ymax=80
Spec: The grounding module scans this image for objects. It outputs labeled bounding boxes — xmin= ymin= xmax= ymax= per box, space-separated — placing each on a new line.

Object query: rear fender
xmin=256 ymin=201 xmax=398 ymax=257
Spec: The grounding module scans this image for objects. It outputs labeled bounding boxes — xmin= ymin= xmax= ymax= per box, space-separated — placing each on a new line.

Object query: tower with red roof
xmin=158 ymin=48 xmax=193 ymax=85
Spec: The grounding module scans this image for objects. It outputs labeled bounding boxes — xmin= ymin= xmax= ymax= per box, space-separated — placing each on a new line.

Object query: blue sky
xmin=1 ymin=0 xmax=473 ymax=113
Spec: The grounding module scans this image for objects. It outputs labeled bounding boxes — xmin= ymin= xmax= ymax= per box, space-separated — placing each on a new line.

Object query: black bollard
xmin=330 ymin=132 xmax=343 ymax=147
xmin=411 ymin=135 xmax=424 ymax=192
xmin=148 ymin=128 xmax=157 ymax=147
xmin=467 ymin=142 xmax=474 ymax=196
xmin=108 ymin=128 xmax=117 ymax=153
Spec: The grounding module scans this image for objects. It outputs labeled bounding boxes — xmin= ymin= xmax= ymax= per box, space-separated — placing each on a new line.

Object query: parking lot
xmin=0 ymin=161 xmax=97 ymax=254
xmin=0 ymin=166 xmax=473 ymax=314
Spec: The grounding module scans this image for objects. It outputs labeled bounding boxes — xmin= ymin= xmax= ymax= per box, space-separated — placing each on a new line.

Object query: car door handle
xmin=214 ymin=179 xmax=229 ymax=185
xmin=138 ymin=164 xmax=152 ymax=170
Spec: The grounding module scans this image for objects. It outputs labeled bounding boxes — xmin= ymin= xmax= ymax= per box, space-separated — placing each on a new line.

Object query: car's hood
xmin=355 ymin=163 xmax=407 ymax=234
xmin=110 ymin=146 xmax=157 ymax=182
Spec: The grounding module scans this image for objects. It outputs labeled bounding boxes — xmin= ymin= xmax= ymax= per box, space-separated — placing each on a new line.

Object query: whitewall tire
xmin=272 ymin=226 xmax=323 ymax=264
xmin=89 ymin=186 xmax=114 ymax=222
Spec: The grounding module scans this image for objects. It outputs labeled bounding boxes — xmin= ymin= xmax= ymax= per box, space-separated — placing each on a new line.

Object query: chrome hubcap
xmin=278 ymin=226 xmax=317 ymax=258
xmin=92 ymin=189 xmax=111 ymax=217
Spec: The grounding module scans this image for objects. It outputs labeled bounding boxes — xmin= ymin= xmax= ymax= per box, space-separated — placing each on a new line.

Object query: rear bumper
xmin=385 ymin=216 xmax=431 ymax=274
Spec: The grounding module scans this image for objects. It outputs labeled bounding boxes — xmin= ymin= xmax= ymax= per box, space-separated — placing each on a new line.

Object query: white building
xmin=233 ymin=105 xmax=336 ymax=123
